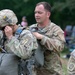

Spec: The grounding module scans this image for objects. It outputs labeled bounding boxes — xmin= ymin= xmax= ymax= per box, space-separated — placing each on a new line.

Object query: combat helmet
xmin=0 ymin=9 xmax=18 ymax=27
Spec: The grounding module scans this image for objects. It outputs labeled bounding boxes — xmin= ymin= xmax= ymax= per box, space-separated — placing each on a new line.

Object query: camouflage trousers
xmin=32 ymin=66 xmax=63 ymax=75
xmin=32 ymin=52 xmax=63 ymax=75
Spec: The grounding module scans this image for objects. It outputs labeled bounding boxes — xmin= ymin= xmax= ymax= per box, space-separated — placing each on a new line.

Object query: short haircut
xmin=36 ymin=2 xmax=51 ymax=12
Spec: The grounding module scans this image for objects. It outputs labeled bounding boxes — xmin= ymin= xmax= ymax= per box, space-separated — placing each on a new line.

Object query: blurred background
xmin=0 ymin=0 xmax=75 ymax=29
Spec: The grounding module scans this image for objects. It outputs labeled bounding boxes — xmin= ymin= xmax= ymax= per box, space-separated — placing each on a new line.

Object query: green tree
xmin=51 ymin=0 xmax=75 ymax=29
xmin=0 ymin=0 xmax=75 ymax=29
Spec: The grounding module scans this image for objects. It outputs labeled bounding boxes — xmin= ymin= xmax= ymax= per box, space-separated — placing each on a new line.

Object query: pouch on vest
xmin=34 ymin=42 xmax=44 ymax=66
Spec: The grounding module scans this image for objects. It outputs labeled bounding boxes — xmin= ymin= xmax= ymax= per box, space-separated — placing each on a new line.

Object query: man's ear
xmin=47 ymin=12 xmax=51 ymax=18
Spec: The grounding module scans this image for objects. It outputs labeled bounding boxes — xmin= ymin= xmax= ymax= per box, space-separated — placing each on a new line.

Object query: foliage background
xmin=0 ymin=0 xmax=75 ymax=29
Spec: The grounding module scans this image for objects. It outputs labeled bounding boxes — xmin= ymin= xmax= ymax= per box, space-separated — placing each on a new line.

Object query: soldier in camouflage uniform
xmin=0 ymin=9 xmax=37 ymax=75
xmin=29 ymin=2 xmax=65 ymax=75
xmin=67 ymin=50 xmax=75 ymax=75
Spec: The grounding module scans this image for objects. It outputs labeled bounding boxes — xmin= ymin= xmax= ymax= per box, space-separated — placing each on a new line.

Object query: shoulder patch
xmin=68 ymin=63 xmax=75 ymax=72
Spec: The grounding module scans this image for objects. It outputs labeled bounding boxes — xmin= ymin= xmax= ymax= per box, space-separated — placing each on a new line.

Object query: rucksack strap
xmin=19 ymin=57 xmax=35 ymax=75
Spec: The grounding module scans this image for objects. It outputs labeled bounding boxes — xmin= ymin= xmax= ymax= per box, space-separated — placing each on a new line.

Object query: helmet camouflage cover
xmin=0 ymin=9 xmax=18 ymax=27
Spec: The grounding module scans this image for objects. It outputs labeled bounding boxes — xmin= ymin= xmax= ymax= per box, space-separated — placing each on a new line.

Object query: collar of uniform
xmin=15 ymin=27 xmax=23 ymax=35
xmin=36 ymin=20 xmax=51 ymax=32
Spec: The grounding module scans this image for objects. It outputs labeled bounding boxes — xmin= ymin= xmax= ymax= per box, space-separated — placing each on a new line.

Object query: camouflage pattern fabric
xmin=67 ymin=50 xmax=75 ymax=75
xmin=29 ymin=21 xmax=65 ymax=75
xmin=0 ymin=9 xmax=18 ymax=27
xmin=4 ymin=26 xmax=38 ymax=59
xmin=0 ymin=26 xmax=38 ymax=75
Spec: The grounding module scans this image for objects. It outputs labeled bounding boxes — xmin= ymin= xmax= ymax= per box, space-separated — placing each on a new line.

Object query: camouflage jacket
xmin=29 ymin=21 xmax=65 ymax=75
xmin=3 ymin=26 xmax=38 ymax=59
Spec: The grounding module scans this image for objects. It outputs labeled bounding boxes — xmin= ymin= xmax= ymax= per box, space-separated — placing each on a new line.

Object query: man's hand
xmin=32 ymin=32 xmax=43 ymax=40
xmin=4 ymin=26 xmax=13 ymax=39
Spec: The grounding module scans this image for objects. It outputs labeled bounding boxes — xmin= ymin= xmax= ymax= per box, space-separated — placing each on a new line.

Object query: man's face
xmin=34 ymin=5 xmax=50 ymax=24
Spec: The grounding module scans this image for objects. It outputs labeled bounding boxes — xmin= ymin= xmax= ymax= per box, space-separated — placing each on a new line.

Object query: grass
xmin=62 ymin=58 xmax=68 ymax=75
xmin=60 ymin=47 xmax=70 ymax=75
